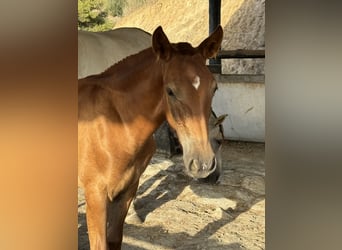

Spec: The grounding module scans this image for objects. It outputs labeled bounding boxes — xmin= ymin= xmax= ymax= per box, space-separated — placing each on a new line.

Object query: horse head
xmin=152 ymin=26 xmax=223 ymax=179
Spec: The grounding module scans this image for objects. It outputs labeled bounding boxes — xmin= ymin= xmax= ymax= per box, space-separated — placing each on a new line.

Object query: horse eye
xmin=166 ymin=87 xmax=175 ymax=97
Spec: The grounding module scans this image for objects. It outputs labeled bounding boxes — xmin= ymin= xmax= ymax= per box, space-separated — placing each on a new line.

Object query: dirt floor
xmin=78 ymin=141 xmax=265 ymax=250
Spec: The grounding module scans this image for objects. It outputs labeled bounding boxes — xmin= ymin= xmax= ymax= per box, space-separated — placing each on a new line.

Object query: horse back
xmin=78 ymin=28 xmax=151 ymax=79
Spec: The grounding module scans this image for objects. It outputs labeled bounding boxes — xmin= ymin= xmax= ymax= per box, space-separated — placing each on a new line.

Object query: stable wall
xmin=212 ymin=74 xmax=265 ymax=142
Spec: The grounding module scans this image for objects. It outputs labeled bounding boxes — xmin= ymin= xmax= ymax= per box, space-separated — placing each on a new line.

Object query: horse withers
xmin=78 ymin=26 xmax=223 ymax=250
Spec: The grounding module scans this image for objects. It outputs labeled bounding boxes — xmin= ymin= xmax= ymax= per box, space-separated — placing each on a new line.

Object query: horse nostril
xmin=188 ymin=159 xmax=194 ymax=172
xmin=189 ymin=159 xmax=201 ymax=172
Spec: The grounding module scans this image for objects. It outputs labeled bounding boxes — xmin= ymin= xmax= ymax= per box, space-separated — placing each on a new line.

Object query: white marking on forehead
xmin=192 ymin=76 xmax=201 ymax=90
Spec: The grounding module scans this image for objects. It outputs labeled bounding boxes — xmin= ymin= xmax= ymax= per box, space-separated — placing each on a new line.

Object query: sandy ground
xmin=78 ymin=141 xmax=265 ymax=249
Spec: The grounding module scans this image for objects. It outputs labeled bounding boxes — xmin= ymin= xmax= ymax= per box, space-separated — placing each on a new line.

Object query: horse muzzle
xmin=186 ymin=157 xmax=217 ymax=179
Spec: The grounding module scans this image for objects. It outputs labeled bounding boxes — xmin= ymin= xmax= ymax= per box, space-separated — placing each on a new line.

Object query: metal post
xmin=209 ymin=0 xmax=221 ymax=69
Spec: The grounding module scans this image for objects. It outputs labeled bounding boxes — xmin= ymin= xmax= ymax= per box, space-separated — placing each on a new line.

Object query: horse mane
xmin=96 ymin=42 xmax=197 ymax=75
xmin=82 ymin=42 xmax=199 ymax=87
xmin=96 ymin=47 xmax=155 ymax=79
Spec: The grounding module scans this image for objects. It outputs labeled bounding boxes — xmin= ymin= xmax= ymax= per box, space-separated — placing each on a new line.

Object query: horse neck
xmin=102 ymin=48 xmax=166 ymax=139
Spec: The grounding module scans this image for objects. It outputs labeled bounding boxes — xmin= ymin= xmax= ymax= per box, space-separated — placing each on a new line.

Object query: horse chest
xmin=107 ymin=137 xmax=155 ymax=201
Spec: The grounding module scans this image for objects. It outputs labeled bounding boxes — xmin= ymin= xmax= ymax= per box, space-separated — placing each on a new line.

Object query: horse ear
xmin=198 ymin=25 xmax=223 ymax=59
xmin=152 ymin=26 xmax=172 ymax=61
xmin=214 ymin=114 xmax=228 ymax=126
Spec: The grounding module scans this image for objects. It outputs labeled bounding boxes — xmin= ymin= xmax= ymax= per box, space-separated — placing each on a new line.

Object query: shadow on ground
xmin=78 ymin=141 xmax=265 ymax=250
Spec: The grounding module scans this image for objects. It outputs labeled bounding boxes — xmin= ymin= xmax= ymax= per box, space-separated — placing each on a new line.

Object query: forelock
xmin=171 ymin=42 xmax=197 ymax=55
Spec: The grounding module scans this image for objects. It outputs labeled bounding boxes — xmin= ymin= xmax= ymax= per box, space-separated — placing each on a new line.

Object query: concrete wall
xmin=212 ymin=74 xmax=265 ymax=142
xmin=217 ymin=0 xmax=265 ymax=142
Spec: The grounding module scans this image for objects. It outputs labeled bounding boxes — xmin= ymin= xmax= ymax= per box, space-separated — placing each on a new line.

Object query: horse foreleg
xmin=106 ymin=181 xmax=139 ymax=250
xmin=106 ymin=137 xmax=155 ymax=250
xmin=85 ymin=186 xmax=108 ymax=250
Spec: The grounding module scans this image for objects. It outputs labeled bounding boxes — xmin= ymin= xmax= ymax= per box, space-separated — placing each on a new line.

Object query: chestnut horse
xmin=78 ymin=27 xmax=226 ymax=183
xmin=78 ymin=26 xmax=223 ymax=250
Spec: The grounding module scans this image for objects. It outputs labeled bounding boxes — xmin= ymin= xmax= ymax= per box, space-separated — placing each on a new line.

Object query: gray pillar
xmin=209 ymin=0 xmax=221 ymax=67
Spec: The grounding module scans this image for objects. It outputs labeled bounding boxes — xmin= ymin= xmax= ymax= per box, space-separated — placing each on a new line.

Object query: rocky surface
xmin=78 ymin=141 xmax=265 ymax=249
xmin=221 ymin=0 xmax=265 ymax=75
xmin=114 ymin=0 xmax=265 ymax=75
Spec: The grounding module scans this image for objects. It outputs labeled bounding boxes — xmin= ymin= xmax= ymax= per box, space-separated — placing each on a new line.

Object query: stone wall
xmin=221 ymin=0 xmax=265 ymax=74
